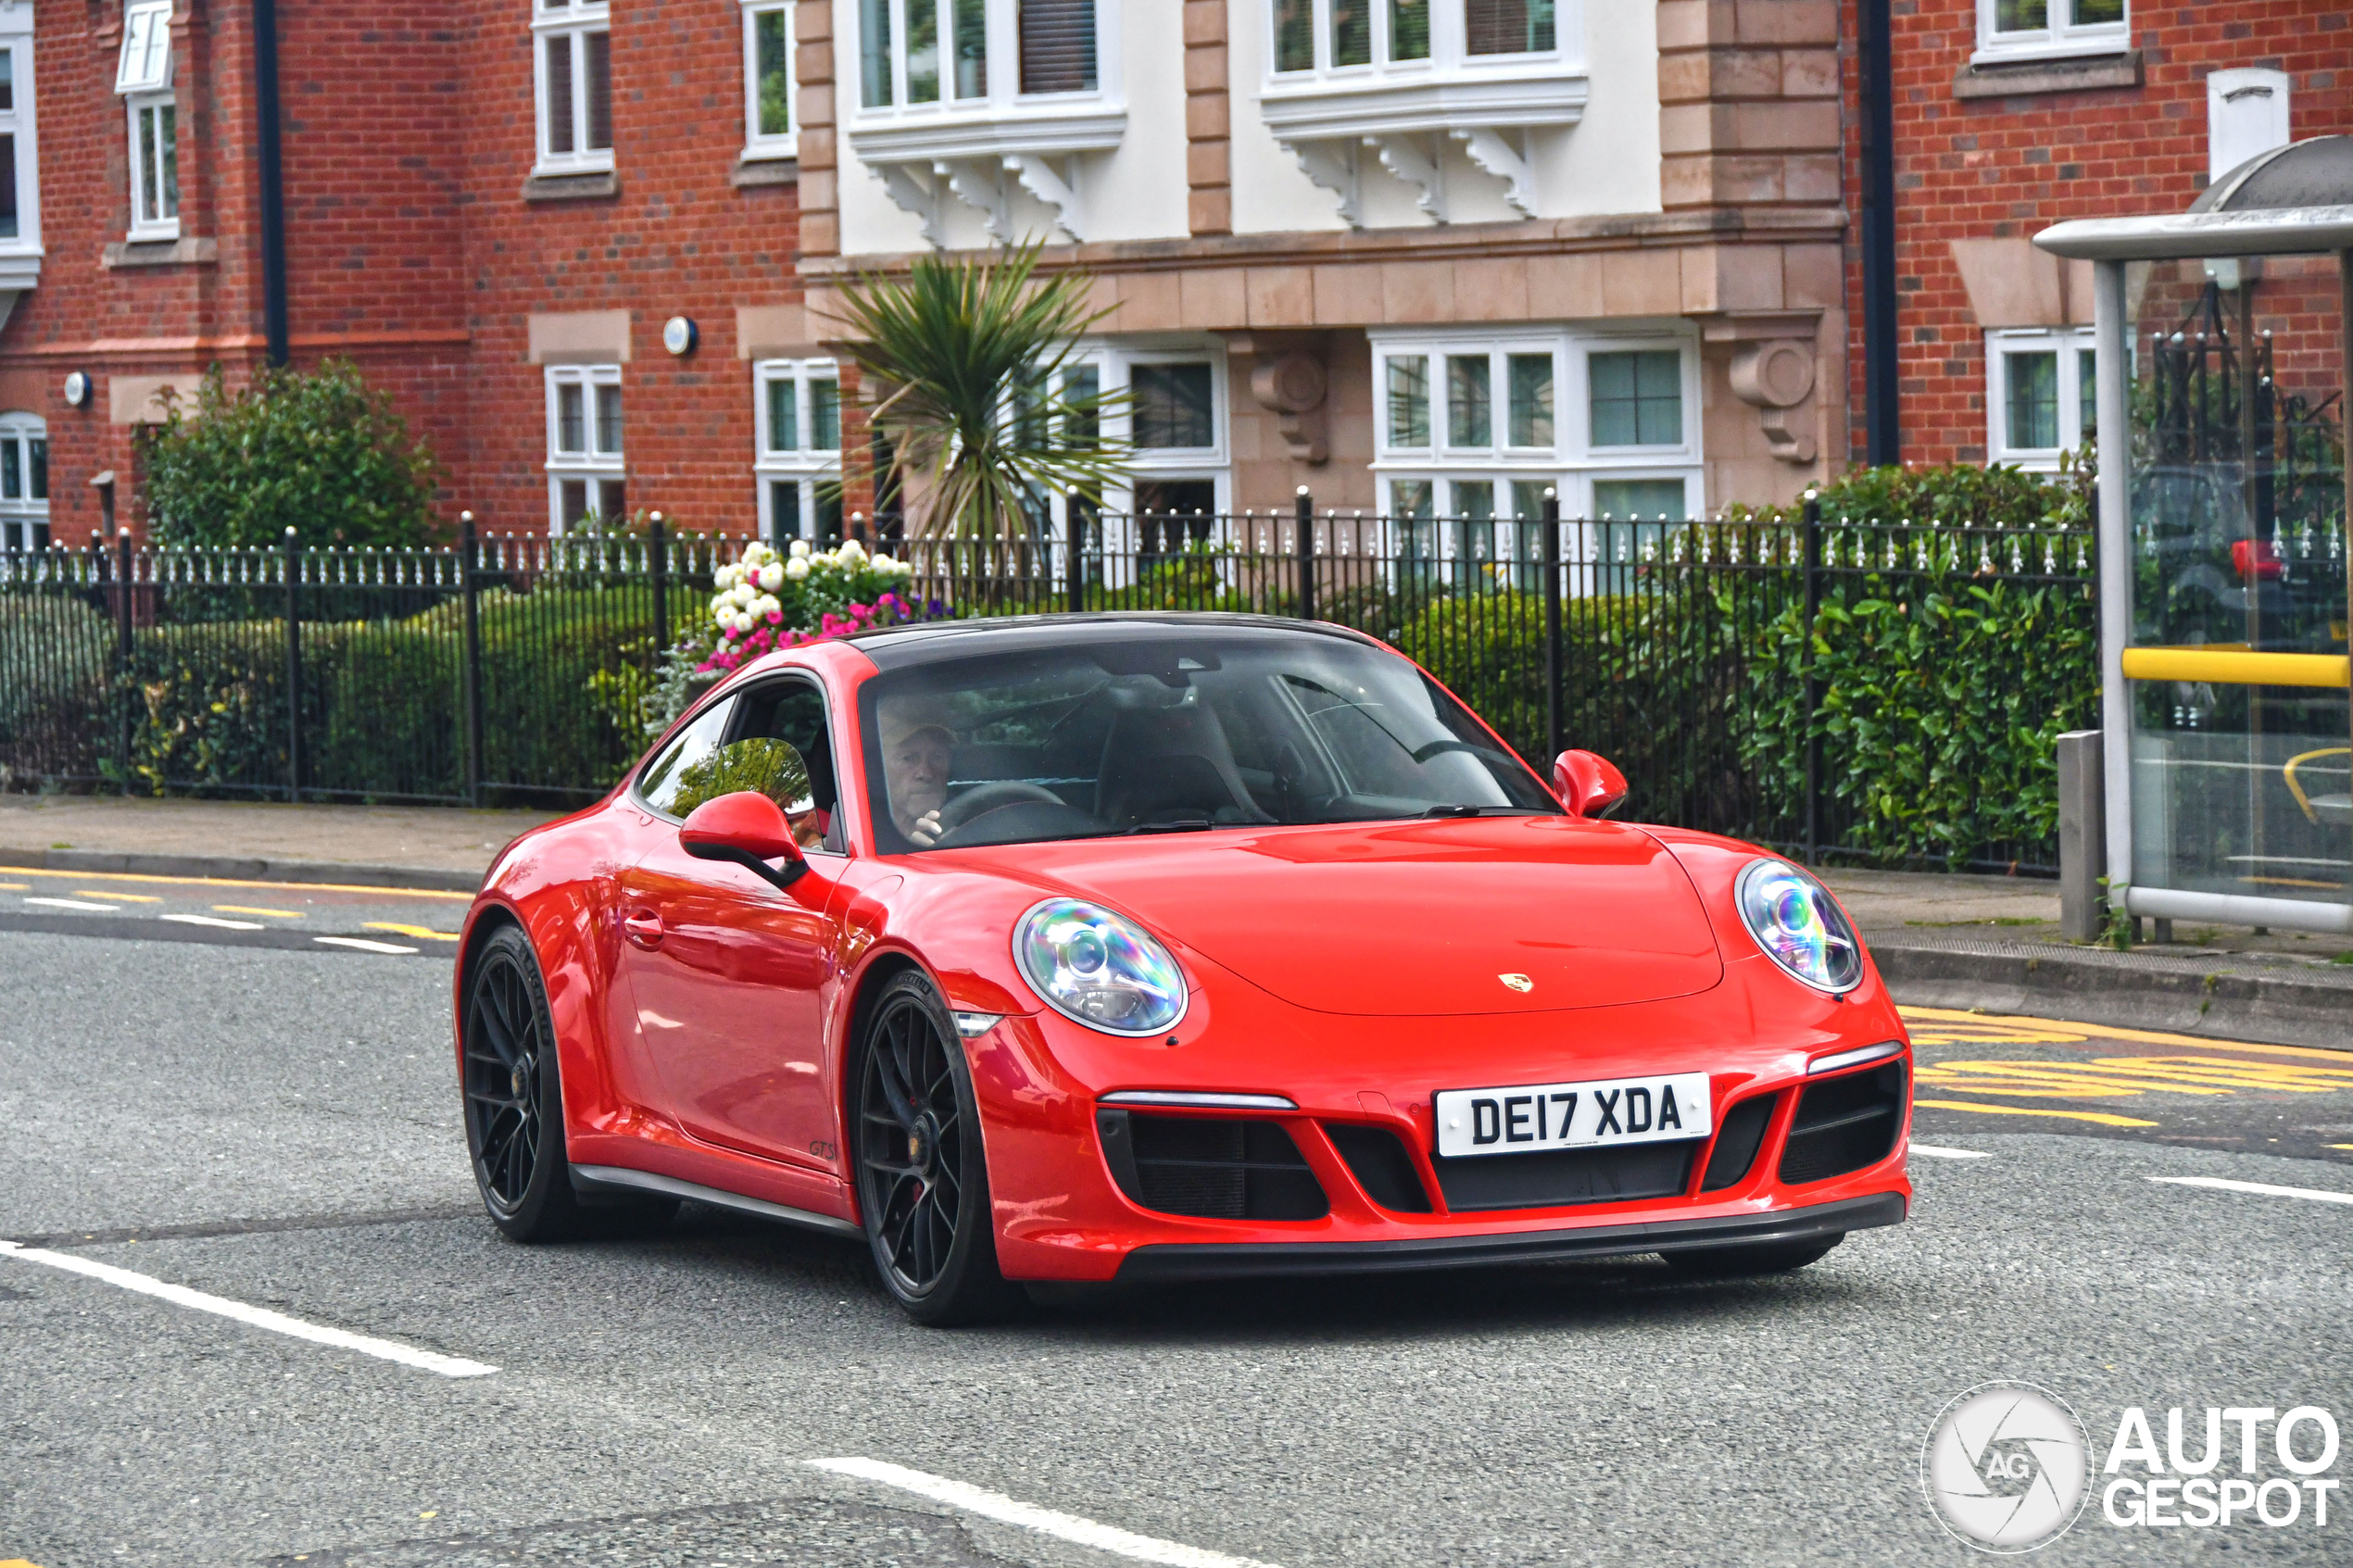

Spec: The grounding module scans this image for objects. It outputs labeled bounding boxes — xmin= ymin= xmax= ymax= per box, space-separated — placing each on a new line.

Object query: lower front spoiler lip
xmin=1112 ymin=1191 xmax=1906 ymax=1285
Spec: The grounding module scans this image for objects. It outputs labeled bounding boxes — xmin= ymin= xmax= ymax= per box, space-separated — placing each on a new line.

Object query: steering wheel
xmin=931 ymin=781 xmax=1071 ymax=844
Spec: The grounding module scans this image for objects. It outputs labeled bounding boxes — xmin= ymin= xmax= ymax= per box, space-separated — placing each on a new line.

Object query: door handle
xmin=623 ymin=909 xmax=664 ymax=949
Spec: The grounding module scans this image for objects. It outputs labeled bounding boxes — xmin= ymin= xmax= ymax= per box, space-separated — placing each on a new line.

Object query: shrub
xmin=145 ymin=359 xmax=440 ymax=548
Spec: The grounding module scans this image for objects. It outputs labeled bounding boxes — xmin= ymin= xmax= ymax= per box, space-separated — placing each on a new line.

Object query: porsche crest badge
xmin=1498 ymin=973 xmax=1534 ymax=993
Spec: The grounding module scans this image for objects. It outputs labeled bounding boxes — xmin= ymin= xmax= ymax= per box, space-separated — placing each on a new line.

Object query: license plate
xmin=1434 ymin=1073 xmax=1711 ymax=1160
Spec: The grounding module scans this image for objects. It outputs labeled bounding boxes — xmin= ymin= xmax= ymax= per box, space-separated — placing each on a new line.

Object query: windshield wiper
xmin=1419 ymin=804 xmax=1543 ymax=819
xmin=1116 ymin=819 xmax=1216 ymax=835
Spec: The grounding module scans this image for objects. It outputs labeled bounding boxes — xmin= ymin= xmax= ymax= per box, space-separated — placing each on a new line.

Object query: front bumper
xmin=1114 ymin=1191 xmax=1906 ymax=1283
xmin=965 ymin=953 xmax=1917 ymax=1284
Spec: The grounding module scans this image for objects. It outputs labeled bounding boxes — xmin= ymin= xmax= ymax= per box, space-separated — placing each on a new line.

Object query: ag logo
xmin=1921 ymin=1382 xmax=2090 ymax=1552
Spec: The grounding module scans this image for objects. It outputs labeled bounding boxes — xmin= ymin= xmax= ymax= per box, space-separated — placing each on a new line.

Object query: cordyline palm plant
xmin=825 ymin=243 xmax=1133 ymax=543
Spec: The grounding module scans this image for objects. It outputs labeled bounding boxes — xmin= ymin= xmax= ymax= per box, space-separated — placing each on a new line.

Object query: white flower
xmin=785 ymin=557 xmax=811 ymax=581
xmin=870 ymin=553 xmax=896 ymax=572
xmin=744 ymin=542 xmax=775 ymax=569
xmin=788 ymin=538 xmax=812 ymax=558
xmin=732 ymin=610 xmax=756 ymax=633
xmin=710 ymin=595 xmax=731 ymax=620
xmin=714 ymin=565 xmax=741 ymax=592
xmin=756 ymin=563 xmax=784 ymax=592
xmin=753 ymin=594 xmax=781 ymax=620
xmin=836 ymin=538 xmax=866 ymax=563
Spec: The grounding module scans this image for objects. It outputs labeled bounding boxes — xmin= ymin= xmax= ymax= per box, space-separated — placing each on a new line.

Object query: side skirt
xmin=571 ymin=1163 xmax=862 ymax=1239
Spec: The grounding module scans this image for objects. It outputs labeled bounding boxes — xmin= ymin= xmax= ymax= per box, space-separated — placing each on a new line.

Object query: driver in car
xmin=878 ymin=700 xmax=955 ymax=847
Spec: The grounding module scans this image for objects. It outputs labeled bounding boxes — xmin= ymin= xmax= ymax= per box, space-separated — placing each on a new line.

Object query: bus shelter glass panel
xmin=2125 ymin=255 xmax=2349 ymax=910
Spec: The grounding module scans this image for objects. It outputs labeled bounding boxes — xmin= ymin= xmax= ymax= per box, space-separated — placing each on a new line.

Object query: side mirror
xmin=680 ymin=791 xmax=809 ymax=891
xmin=1552 ymin=750 xmax=1629 ymax=820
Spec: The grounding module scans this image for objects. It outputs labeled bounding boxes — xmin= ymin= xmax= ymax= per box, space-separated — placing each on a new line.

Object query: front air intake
xmin=1778 ymin=1061 xmax=1906 ymax=1185
xmin=1097 ymin=1110 xmax=1329 ymax=1221
xmin=1700 ymin=1092 xmax=1780 ymax=1192
xmin=1321 ymin=1123 xmax=1434 ymax=1213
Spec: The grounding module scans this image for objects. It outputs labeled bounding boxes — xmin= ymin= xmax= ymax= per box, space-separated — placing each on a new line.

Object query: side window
xmin=637 ymin=696 xmax=737 ymax=819
xmin=729 ymin=679 xmax=845 ymax=853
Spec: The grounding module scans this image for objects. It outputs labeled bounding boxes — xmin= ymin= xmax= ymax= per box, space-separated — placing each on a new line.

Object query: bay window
xmin=1974 ymin=0 xmax=2127 ymax=65
xmin=742 ymin=1 xmax=796 ymax=159
xmin=860 ymin=0 xmax=1101 ymax=110
xmin=1375 ymin=328 xmax=1700 ymax=591
xmin=546 ymin=365 xmax=624 ymax=533
xmin=1271 ymin=0 xmax=1561 ymax=79
xmin=755 ymin=360 xmax=844 ymax=542
xmin=117 ymin=2 xmax=177 ymax=241
xmin=535 ymin=0 xmax=613 ymax=175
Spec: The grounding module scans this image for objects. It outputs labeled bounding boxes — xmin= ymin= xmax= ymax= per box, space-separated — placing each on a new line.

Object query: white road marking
xmin=160 ymin=913 xmax=266 ymax=931
xmin=1910 ymin=1145 xmax=1991 ymax=1160
xmin=808 ymin=1458 xmax=1283 ymax=1568
xmin=313 ymin=936 xmax=419 ymax=955
xmin=23 ymin=897 xmax=119 ymax=912
xmin=2149 ymin=1175 xmax=2353 ymax=1207
xmin=0 ymin=1240 xmax=496 ymax=1377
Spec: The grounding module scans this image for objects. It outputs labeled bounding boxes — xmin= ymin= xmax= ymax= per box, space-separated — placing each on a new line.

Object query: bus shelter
xmin=2037 ymin=136 xmax=2351 ymax=937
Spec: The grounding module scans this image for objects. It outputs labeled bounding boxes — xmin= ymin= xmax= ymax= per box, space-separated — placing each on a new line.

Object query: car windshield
xmin=858 ymin=626 xmax=1559 ymax=853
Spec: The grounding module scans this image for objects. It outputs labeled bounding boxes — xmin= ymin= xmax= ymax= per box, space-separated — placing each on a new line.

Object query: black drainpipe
xmin=1859 ymin=0 xmax=1899 ymax=465
xmin=253 ymin=0 xmax=289 ymax=368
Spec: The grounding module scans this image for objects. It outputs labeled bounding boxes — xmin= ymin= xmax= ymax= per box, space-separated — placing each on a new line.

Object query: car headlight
xmin=1013 ymin=898 xmax=1189 ymax=1037
xmin=1736 ymin=859 xmax=1864 ymax=994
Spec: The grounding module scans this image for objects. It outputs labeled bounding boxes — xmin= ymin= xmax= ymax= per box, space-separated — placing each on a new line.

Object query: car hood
xmin=954 ymin=817 xmax=1725 ymax=1017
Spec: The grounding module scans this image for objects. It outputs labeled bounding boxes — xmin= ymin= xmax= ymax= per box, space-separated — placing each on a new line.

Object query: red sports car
xmin=456 ymin=613 xmax=1911 ymax=1324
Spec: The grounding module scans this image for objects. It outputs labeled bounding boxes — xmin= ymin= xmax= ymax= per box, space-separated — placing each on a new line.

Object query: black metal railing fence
xmin=1 ymin=500 xmax=2095 ymax=868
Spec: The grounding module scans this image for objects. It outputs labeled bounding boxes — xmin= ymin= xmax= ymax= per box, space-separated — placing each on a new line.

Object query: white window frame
xmin=754 ymin=359 xmax=843 ymax=541
xmin=0 ymin=411 xmax=47 ymax=554
xmin=1265 ymin=0 xmax=1572 ymax=86
xmin=533 ymin=0 xmax=614 ymax=177
xmin=741 ymin=1 xmax=797 ymax=162
xmin=852 ymin=0 xmax=1120 ymax=123
xmin=1372 ymin=324 xmax=1702 ymax=583
xmin=0 ymin=16 xmax=43 ymax=270
xmin=1973 ymin=0 xmax=2129 ymax=67
xmin=1009 ymin=340 xmax=1229 ymax=551
xmin=118 ymin=2 xmax=178 ymax=243
xmin=1985 ymin=326 xmax=2097 ymax=472
xmin=545 ymin=364 xmax=625 ymax=533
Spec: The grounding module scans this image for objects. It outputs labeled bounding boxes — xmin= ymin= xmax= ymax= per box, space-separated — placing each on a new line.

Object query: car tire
xmin=850 ymin=970 xmax=1025 ymax=1327
xmin=461 ymin=923 xmax=676 ymax=1243
xmin=1661 ymin=1235 xmax=1843 ymax=1279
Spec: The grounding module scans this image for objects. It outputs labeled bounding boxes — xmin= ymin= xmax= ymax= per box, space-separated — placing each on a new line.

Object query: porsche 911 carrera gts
xmin=456 ymin=613 xmax=1911 ymax=1323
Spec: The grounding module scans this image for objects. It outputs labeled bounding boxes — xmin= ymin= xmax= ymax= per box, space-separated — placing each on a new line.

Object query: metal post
xmin=1542 ymin=489 xmax=1562 ymax=764
xmin=2057 ymin=729 xmax=2106 ymax=943
xmin=460 ymin=511 xmax=484 ymax=808
xmin=1801 ymin=492 xmax=1824 ymax=866
xmin=283 ymin=526 xmax=303 ymax=803
xmin=1294 ymin=487 xmax=1315 ymax=622
xmin=252 ymin=0 xmax=290 ymax=368
xmin=1065 ymin=497 xmax=1085 ymax=616
xmin=114 ymin=529 xmax=133 ymax=796
xmin=648 ymin=511 xmax=670 ymax=657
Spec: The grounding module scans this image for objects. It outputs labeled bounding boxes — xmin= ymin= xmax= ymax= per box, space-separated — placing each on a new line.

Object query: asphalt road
xmin=3 ymin=904 xmax=2350 ymax=1568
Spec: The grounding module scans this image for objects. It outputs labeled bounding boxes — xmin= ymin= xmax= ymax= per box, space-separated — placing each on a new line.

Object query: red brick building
xmin=1846 ymin=0 xmax=2352 ymax=470
xmin=0 ymin=0 xmax=815 ymax=547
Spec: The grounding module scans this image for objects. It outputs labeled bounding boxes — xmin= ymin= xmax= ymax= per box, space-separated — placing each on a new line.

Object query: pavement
xmin=5 ymin=928 xmax=2352 ymax=1566
xmin=5 ymin=793 xmax=2347 ymax=1051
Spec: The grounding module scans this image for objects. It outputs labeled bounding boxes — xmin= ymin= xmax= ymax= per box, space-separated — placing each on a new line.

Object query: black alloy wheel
xmin=852 ymin=971 xmax=1021 ymax=1325
xmin=461 ymin=924 xmax=673 ymax=1242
